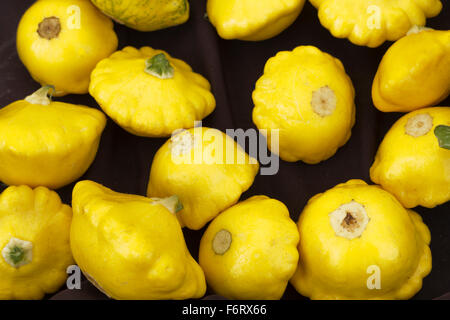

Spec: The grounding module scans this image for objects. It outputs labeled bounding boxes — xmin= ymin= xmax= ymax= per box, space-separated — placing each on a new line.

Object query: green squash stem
xmin=435 ymin=125 xmax=450 ymax=150
xmin=145 ymin=53 xmax=174 ymax=79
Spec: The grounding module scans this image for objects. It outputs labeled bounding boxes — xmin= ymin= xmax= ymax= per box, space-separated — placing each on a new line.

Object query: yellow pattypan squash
xmin=372 ymin=29 xmax=450 ymax=112
xmin=0 ymin=185 xmax=73 ymax=300
xmin=91 ymin=0 xmax=189 ymax=32
xmin=90 ymin=46 xmax=216 ymax=137
xmin=70 ymin=180 xmax=206 ymax=300
xmin=147 ymin=127 xmax=259 ymax=230
xmin=0 ymin=86 xmax=106 ymax=189
xmin=17 ymin=0 xmax=118 ymax=96
xmin=253 ymin=46 xmax=355 ymax=164
xmin=291 ymin=179 xmax=432 ymax=300
xmin=310 ymin=0 xmax=443 ymax=47
xmin=371 ymin=107 xmax=450 ymax=208
xmin=207 ymin=0 xmax=305 ymax=41
xmin=199 ymin=196 xmax=299 ymax=300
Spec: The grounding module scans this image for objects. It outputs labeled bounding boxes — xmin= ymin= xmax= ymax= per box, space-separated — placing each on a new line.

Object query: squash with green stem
xmin=0 ymin=86 xmax=106 ymax=189
xmin=70 ymin=180 xmax=206 ymax=300
xmin=370 ymin=107 xmax=450 ymax=208
xmin=89 ymin=46 xmax=215 ymax=137
xmin=0 ymin=185 xmax=73 ymax=300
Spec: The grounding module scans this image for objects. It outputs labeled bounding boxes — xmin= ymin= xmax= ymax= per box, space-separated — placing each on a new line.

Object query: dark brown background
xmin=0 ymin=0 xmax=449 ymax=300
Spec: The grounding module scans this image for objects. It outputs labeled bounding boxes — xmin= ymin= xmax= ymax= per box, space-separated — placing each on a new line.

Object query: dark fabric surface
xmin=0 ymin=1 xmax=449 ymax=300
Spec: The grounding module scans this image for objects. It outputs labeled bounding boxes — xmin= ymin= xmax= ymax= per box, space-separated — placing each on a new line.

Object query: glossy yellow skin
xmin=207 ymin=0 xmax=305 ymax=41
xmin=253 ymin=46 xmax=355 ymax=163
xmin=70 ymin=180 xmax=206 ymax=300
xmin=291 ymin=180 xmax=432 ymax=300
xmin=91 ymin=0 xmax=189 ymax=32
xmin=147 ymin=127 xmax=259 ymax=230
xmin=17 ymin=0 xmax=118 ymax=96
xmin=90 ymin=46 xmax=216 ymax=137
xmin=0 ymin=186 xmax=73 ymax=300
xmin=199 ymin=196 xmax=299 ymax=300
xmin=310 ymin=0 xmax=442 ymax=47
xmin=373 ymin=30 xmax=450 ymax=112
xmin=0 ymin=95 xmax=106 ymax=189
xmin=371 ymin=107 xmax=450 ymax=208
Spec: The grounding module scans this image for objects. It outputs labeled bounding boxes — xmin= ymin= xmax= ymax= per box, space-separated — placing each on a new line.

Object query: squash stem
xmin=145 ymin=53 xmax=174 ymax=79
xmin=2 ymin=237 xmax=33 ymax=268
xmin=25 ymin=85 xmax=55 ymax=105
xmin=151 ymin=195 xmax=183 ymax=214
